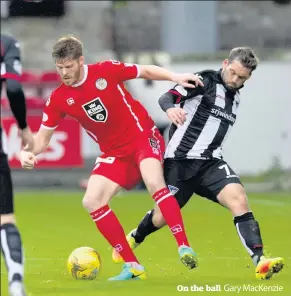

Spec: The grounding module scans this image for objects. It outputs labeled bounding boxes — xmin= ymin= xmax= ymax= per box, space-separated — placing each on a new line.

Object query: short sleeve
xmin=41 ymin=92 xmax=65 ymax=129
xmin=102 ymin=60 xmax=140 ymax=82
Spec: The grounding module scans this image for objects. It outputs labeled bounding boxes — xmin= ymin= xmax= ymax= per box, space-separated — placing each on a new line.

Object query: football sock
xmin=0 ymin=223 xmax=24 ymax=283
xmin=153 ymin=188 xmax=189 ymax=247
xmin=234 ymin=212 xmax=264 ymax=266
xmin=90 ymin=205 xmax=139 ymax=263
xmin=133 ymin=210 xmax=159 ymax=244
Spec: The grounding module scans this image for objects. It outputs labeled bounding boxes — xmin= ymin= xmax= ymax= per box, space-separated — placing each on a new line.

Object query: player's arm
xmin=138 ymin=65 xmax=204 ymax=89
xmin=3 ymin=38 xmax=25 ymax=127
xmin=31 ymin=96 xmax=64 ymax=156
xmin=106 ymin=60 xmax=203 ymax=89
xmin=5 ymin=78 xmax=36 ymax=149
xmin=4 ymin=40 xmax=26 ymax=130
xmin=159 ymin=73 xmax=209 ymax=125
xmin=6 ymin=79 xmax=27 ymax=130
xmin=20 ymin=94 xmax=65 ymax=169
xmin=2 ymin=37 xmax=35 ymax=148
xmin=6 ymin=79 xmax=36 ymax=150
xmin=25 ymin=127 xmax=54 ymax=155
xmin=159 ymin=83 xmax=205 ymax=112
xmin=20 ymin=126 xmax=55 ymax=170
xmin=1 ymin=37 xmax=22 ymax=81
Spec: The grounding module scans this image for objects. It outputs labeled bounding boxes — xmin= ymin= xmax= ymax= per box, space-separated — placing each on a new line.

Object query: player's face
xmin=55 ymin=57 xmax=84 ymax=86
xmin=221 ymin=59 xmax=251 ymax=91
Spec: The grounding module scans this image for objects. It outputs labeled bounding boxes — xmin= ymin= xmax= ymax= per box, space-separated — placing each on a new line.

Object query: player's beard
xmin=63 ymin=64 xmax=81 ymax=86
xmin=221 ymin=69 xmax=238 ymax=91
xmin=74 ymin=65 xmax=82 ymax=84
xmin=70 ymin=65 xmax=82 ymax=85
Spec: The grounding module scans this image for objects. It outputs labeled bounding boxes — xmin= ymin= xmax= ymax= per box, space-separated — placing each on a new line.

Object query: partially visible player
xmin=113 ymin=47 xmax=284 ymax=280
xmin=19 ymin=35 xmax=204 ymax=281
xmin=1 ymin=34 xmax=34 ymax=296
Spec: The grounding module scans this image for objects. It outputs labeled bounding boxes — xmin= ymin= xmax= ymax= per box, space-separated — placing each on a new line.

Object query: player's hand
xmin=20 ymin=150 xmax=37 ymax=170
xmin=172 ymin=73 xmax=204 ymax=89
xmin=166 ymin=107 xmax=187 ymax=126
xmin=19 ymin=127 xmax=34 ymax=151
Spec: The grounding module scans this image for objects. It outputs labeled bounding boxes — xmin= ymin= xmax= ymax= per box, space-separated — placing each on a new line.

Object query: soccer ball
xmin=67 ymin=247 xmax=101 ymax=280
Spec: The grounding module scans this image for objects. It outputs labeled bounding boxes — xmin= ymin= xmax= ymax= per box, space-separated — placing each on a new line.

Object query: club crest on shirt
xmin=95 ymin=78 xmax=107 ymax=90
xmin=82 ymin=98 xmax=108 ymax=123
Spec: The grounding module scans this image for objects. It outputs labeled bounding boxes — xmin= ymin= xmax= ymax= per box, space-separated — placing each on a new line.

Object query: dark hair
xmin=228 ymin=47 xmax=259 ymax=72
xmin=52 ymin=35 xmax=83 ymax=61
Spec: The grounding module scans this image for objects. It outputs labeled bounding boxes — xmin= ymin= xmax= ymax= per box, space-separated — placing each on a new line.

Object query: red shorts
xmin=91 ymin=126 xmax=165 ymax=190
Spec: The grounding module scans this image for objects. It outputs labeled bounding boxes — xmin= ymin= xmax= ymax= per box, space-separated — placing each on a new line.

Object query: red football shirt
xmin=41 ymin=60 xmax=155 ymax=155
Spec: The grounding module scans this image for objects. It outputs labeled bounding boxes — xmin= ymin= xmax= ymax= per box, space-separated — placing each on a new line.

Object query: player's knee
xmin=145 ymin=180 xmax=166 ymax=196
xmin=82 ymin=195 xmax=108 ymax=212
xmin=228 ymin=192 xmax=250 ymax=214
xmin=82 ymin=196 xmax=97 ymax=212
xmin=218 ymin=184 xmax=250 ymax=215
xmin=140 ymin=160 xmax=166 ymax=195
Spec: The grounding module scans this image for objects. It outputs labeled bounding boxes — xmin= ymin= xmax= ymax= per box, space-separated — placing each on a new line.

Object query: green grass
xmin=1 ymin=191 xmax=291 ymax=296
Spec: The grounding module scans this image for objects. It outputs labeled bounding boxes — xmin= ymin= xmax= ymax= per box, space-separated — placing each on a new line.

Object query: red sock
xmin=153 ymin=188 xmax=189 ymax=247
xmin=90 ymin=205 xmax=139 ymax=263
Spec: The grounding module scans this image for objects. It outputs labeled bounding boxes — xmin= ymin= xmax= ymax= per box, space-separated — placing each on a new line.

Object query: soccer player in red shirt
xmin=19 ymin=36 xmax=203 ymax=280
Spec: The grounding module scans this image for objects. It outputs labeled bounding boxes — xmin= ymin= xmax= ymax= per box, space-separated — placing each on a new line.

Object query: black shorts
xmin=0 ymin=130 xmax=14 ymax=215
xmin=164 ymin=158 xmax=242 ymax=208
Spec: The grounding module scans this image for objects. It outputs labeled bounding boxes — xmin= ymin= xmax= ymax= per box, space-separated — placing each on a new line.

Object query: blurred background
xmin=1 ymin=0 xmax=291 ymax=192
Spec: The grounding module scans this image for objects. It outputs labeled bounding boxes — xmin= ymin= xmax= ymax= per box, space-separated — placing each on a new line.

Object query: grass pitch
xmin=1 ymin=191 xmax=291 ymax=296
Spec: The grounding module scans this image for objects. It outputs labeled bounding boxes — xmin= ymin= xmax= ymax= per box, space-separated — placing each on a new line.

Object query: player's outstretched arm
xmin=28 ymin=126 xmax=54 ymax=155
xmin=138 ymin=65 xmax=204 ymax=88
xmin=20 ymin=127 xmax=54 ymax=169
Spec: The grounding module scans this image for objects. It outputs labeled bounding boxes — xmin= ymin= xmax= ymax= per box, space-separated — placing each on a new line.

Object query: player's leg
xmin=198 ymin=159 xmax=284 ymax=279
xmin=133 ymin=158 xmax=195 ymax=244
xmin=217 ymin=183 xmax=284 ymax=279
xmin=113 ymin=178 xmax=190 ymax=263
xmin=0 ymin=149 xmax=27 ymax=296
xmin=139 ymin=159 xmax=198 ymax=269
xmin=83 ymin=156 xmax=146 ymax=280
xmin=112 ymin=159 xmax=201 ymax=265
xmin=112 ymin=158 xmax=198 ymax=265
xmin=137 ymin=129 xmax=197 ymax=268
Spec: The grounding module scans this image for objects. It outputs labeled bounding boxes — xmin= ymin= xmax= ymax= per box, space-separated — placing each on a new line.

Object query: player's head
xmin=221 ymin=47 xmax=259 ymax=91
xmin=52 ymin=35 xmax=84 ymax=86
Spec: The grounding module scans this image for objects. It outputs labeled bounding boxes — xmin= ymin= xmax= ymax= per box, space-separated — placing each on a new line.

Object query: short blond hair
xmin=52 ymin=35 xmax=83 ymax=61
xmin=228 ymin=47 xmax=259 ymax=72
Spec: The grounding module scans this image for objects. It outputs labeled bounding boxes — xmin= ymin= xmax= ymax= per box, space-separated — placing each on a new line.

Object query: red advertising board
xmin=2 ymin=116 xmax=83 ymax=168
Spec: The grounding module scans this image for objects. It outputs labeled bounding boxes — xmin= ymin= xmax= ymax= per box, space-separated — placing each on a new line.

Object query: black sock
xmin=234 ymin=212 xmax=264 ymax=266
xmin=0 ymin=223 xmax=24 ymax=283
xmin=133 ymin=210 xmax=160 ymax=244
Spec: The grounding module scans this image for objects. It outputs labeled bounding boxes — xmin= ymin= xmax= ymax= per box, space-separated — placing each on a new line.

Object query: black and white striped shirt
xmin=161 ymin=69 xmax=241 ymax=160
